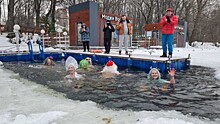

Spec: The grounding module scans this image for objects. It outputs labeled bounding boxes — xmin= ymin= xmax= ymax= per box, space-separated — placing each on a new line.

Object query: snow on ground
xmin=0 ymin=33 xmax=64 ymax=53
xmin=0 ymin=34 xmax=220 ymax=124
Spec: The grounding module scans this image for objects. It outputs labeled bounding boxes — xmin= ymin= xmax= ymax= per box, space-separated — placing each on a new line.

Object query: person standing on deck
xmin=116 ymin=15 xmax=132 ymax=55
xmin=80 ymin=23 xmax=90 ymax=52
xmin=103 ymin=20 xmax=115 ymax=54
xmin=159 ymin=8 xmax=178 ymax=58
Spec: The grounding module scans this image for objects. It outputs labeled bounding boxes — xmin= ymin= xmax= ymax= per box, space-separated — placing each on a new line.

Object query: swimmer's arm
xmin=169 ymin=75 xmax=175 ymax=85
xmin=163 ymin=79 xmax=175 ymax=87
xmin=168 ymin=73 xmax=175 ymax=91
xmin=161 ymin=79 xmax=175 ymax=91
xmin=89 ymin=65 xmax=95 ymax=69
xmin=163 ymin=82 xmax=175 ymax=92
xmin=116 ymin=71 xmax=121 ymax=75
xmin=168 ymin=68 xmax=175 ymax=85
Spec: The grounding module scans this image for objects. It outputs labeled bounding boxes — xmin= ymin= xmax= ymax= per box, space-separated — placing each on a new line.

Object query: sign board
xmin=101 ymin=14 xmax=120 ymax=22
xmin=101 ymin=14 xmax=132 ymax=23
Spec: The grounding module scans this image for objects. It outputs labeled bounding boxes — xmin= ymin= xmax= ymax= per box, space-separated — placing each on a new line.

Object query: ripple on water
xmin=3 ymin=63 xmax=220 ymax=120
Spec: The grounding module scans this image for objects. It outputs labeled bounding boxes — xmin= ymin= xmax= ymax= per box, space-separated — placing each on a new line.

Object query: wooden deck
xmin=65 ymin=50 xmax=189 ymax=62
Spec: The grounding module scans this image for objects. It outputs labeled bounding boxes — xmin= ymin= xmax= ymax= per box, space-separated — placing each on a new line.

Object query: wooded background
xmin=1 ymin=0 xmax=220 ymax=44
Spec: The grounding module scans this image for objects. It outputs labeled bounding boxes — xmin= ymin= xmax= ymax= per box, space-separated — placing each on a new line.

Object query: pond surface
xmin=3 ymin=62 xmax=220 ymax=120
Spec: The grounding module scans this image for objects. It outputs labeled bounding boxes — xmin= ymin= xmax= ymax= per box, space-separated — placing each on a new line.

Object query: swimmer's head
xmin=148 ymin=68 xmax=161 ymax=80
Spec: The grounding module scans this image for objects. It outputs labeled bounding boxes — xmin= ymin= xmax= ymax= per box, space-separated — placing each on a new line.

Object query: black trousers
xmin=83 ymin=41 xmax=90 ymax=52
xmin=104 ymin=38 xmax=111 ymax=53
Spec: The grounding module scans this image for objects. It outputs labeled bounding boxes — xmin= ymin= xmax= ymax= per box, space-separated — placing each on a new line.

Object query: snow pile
xmin=44 ymin=47 xmax=62 ymax=52
xmin=0 ymin=61 xmax=3 ymax=66
xmin=191 ymin=41 xmax=217 ymax=49
xmin=1 ymin=111 xmax=67 ymax=124
xmin=0 ymin=33 xmax=62 ymax=53
xmin=136 ymin=111 xmax=218 ymax=124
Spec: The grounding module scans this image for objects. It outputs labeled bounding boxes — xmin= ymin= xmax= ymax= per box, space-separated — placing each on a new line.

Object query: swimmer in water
xmin=64 ymin=56 xmax=84 ymax=89
xmin=43 ymin=56 xmax=56 ymax=66
xmin=140 ymin=68 xmax=175 ymax=93
xmin=101 ymin=60 xmax=120 ymax=79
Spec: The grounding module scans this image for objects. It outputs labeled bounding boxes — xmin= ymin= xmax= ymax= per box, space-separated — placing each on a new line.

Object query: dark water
xmin=3 ymin=62 xmax=220 ymax=120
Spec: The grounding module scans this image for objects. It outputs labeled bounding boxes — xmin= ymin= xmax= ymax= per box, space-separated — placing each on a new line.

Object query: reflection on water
xmin=4 ymin=62 xmax=220 ymax=120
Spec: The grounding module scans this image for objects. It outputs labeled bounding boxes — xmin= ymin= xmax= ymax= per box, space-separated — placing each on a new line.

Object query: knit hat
xmin=102 ymin=60 xmax=120 ymax=74
xmin=85 ymin=57 xmax=91 ymax=60
xmin=85 ymin=57 xmax=92 ymax=64
xmin=79 ymin=59 xmax=89 ymax=70
xmin=106 ymin=60 xmax=113 ymax=67
xmin=166 ymin=8 xmax=173 ymax=12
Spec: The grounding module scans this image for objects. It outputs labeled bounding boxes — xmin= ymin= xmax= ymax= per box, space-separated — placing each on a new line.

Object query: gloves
xmin=166 ymin=16 xmax=171 ymax=23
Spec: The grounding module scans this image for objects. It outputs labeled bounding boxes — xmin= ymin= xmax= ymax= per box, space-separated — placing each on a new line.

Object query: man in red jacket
xmin=160 ymin=8 xmax=178 ymax=57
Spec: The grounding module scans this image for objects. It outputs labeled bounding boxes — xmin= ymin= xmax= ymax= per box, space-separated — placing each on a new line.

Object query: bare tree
xmin=41 ymin=0 xmax=57 ymax=33
xmin=58 ymin=0 xmax=76 ymax=8
xmin=189 ymin=0 xmax=209 ymax=43
xmin=2 ymin=0 xmax=219 ymax=42
xmin=50 ymin=0 xmax=56 ymax=32
xmin=5 ymin=0 xmax=15 ymax=32
xmin=34 ymin=0 xmax=42 ymax=28
xmin=0 ymin=0 xmax=2 ymax=23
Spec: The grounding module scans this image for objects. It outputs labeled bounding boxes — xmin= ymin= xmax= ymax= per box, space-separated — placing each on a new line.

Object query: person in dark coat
xmin=80 ymin=23 xmax=90 ymax=52
xmin=103 ymin=20 xmax=115 ymax=54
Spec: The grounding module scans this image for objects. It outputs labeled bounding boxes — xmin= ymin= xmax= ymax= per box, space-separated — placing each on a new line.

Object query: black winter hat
xmin=106 ymin=20 xmax=111 ymax=23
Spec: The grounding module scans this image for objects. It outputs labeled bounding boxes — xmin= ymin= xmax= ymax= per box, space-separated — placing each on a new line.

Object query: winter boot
xmin=168 ymin=53 xmax=172 ymax=58
xmin=125 ymin=51 xmax=128 ymax=55
xmin=160 ymin=53 xmax=167 ymax=57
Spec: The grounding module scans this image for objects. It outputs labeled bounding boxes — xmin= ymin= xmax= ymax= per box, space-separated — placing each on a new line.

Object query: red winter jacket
xmin=160 ymin=15 xmax=178 ymax=34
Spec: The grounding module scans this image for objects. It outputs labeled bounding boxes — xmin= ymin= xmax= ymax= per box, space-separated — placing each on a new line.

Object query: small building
xmin=69 ymin=1 xmax=132 ymax=46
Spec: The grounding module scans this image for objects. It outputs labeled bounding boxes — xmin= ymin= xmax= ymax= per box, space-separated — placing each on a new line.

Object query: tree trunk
xmin=0 ymin=1 xmax=2 ymax=21
xmin=189 ymin=0 xmax=209 ymax=44
xmin=5 ymin=0 xmax=15 ymax=32
xmin=189 ymin=12 xmax=201 ymax=42
xmin=34 ymin=0 xmax=41 ymax=28
xmin=50 ymin=0 xmax=56 ymax=32
xmin=156 ymin=0 xmax=161 ymax=23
